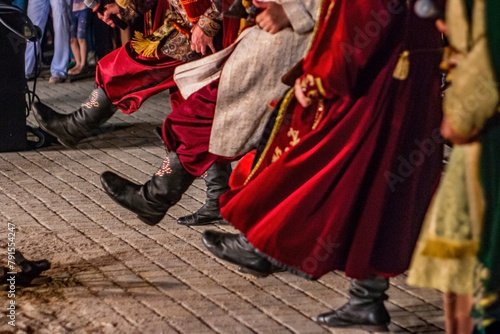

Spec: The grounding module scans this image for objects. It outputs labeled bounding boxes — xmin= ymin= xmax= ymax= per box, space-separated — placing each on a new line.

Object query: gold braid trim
xmin=421 ymin=236 xmax=479 ymax=259
xmin=244 ymin=88 xmax=296 ymax=185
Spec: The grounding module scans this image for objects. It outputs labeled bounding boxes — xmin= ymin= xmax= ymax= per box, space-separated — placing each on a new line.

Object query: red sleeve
xmin=302 ymin=0 xmax=406 ymax=98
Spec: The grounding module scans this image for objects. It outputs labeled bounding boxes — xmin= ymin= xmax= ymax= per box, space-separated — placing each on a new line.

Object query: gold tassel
xmin=393 ymin=50 xmax=410 ymax=80
xmin=131 ymin=31 xmax=160 ymax=58
xmin=479 ymin=293 xmax=498 ymax=308
xmin=421 ymin=237 xmax=479 ymax=259
xmin=115 ymin=0 xmax=129 ymax=9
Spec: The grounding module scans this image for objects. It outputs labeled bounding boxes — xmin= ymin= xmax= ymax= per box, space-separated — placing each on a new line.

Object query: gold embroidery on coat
xmin=287 ymin=128 xmax=300 ymax=146
xmin=272 ymin=147 xmax=283 ymax=163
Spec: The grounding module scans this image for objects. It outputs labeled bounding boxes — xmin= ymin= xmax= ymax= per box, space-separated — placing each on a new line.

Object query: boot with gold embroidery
xmin=33 ymin=88 xmax=116 ymax=148
xmin=100 ymin=151 xmax=196 ymax=226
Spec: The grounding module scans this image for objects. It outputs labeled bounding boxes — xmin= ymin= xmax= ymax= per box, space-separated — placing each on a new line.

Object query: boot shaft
xmin=204 ymin=162 xmax=232 ymax=201
xmin=349 ymin=275 xmax=389 ymax=304
xmin=147 ymin=151 xmax=196 ymax=206
xmin=70 ymin=87 xmax=116 ymax=135
xmin=32 ymin=87 xmax=117 ymax=147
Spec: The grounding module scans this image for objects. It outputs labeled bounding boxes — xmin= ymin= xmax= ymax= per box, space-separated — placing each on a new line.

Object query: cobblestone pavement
xmin=0 ymin=77 xmax=445 ymax=334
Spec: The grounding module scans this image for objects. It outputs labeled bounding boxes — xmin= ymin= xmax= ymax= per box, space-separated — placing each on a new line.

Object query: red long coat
xmin=220 ymin=0 xmax=443 ymax=280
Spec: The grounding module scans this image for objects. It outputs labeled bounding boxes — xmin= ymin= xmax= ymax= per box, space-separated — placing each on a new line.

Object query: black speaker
xmin=0 ymin=3 xmax=29 ymax=152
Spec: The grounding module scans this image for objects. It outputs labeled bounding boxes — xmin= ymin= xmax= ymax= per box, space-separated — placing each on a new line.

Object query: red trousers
xmin=162 ymin=79 xmax=235 ymax=176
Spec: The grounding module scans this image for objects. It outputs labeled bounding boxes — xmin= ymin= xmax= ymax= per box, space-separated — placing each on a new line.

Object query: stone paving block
xmin=291 ymin=303 xmax=336 ymax=319
xmin=202 ymin=315 xmax=255 ymax=334
xmin=423 ymin=316 xmax=446 ymax=330
xmin=184 ymin=277 xmax=230 ymax=296
xmin=134 ymin=320 xmax=179 ymax=334
xmin=261 ymin=304 xmax=305 ymax=317
xmin=405 ymin=324 xmax=444 ymax=333
xmin=205 ymin=293 xmax=255 ymax=312
xmin=391 ymin=314 xmax=428 ymax=328
xmin=167 ymin=316 xmax=214 ymax=334
xmin=179 ymin=294 xmax=229 ymax=317
xmin=387 ymin=286 xmax=429 ymax=309
xmin=273 ymin=313 xmax=327 ymax=333
xmin=234 ymin=312 xmax=283 ymax=329
xmin=327 ymin=327 xmax=370 ymax=334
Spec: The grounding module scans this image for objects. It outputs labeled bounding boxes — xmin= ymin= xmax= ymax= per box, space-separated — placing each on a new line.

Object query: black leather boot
xmin=317 ymin=275 xmax=390 ymax=331
xmin=33 ymin=87 xmax=116 ymax=147
xmin=202 ymin=230 xmax=284 ymax=277
xmin=100 ymin=151 xmax=196 ymax=226
xmin=177 ymin=162 xmax=232 ymax=226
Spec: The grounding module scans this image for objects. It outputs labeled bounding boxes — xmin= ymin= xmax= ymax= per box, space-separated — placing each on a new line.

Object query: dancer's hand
xmin=435 ymin=19 xmax=447 ymax=35
xmin=98 ymin=3 xmax=120 ymax=27
xmin=441 ymin=114 xmax=479 ymax=145
xmin=254 ymin=1 xmax=290 ymax=34
xmin=295 ymin=74 xmax=324 ymax=108
xmin=295 ymin=77 xmax=311 ymax=107
xmin=191 ymin=24 xmax=216 ymax=55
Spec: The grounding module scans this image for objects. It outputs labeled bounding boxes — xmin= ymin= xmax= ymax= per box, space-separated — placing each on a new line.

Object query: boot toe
xmin=32 ymin=102 xmax=56 ymax=122
xmin=202 ymin=230 xmax=223 ymax=249
xmin=202 ymin=230 xmax=240 ymax=260
xmin=316 ymin=311 xmax=333 ymax=325
xmin=316 ymin=310 xmax=346 ymax=326
xmin=101 ymin=171 xmax=135 ymax=198
xmin=100 ymin=171 xmax=127 ymax=198
xmin=100 ymin=171 xmax=166 ymax=225
xmin=316 ymin=307 xmax=390 ymax=331
xmin=177 ymin=212 xmax=222 ymax=226
xmin=32 ymin=102 xmax=80 ymax=147
xmin=202 ymin=231 xmax=279 ymax=276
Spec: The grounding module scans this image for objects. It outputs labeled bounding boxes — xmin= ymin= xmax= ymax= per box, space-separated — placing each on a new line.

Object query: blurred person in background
xmin=408 ymin=0 xmax=500 ymax=333
xmin=32 ymin=0 xmax=231 ymax=147
xmin=25 ymin=0 xmax=72 ymax=83
xmin=68 ymin=0 xmax=91 ymax=75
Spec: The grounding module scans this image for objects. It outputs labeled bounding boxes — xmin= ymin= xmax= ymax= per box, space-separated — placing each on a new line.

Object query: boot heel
xmin=359 ymin=323 xmax=390 ymax=332
xmin=237 ymin=266 xmax=271 ymax=278
xmin=137 ymin=213 xmax=165 ymax=226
